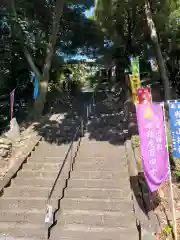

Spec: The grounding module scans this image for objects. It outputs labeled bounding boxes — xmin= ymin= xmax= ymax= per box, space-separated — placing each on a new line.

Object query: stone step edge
xmin=62 ymin=224 xmax=135 ymax=232
xmin=61 ymin=198 xmax=132 ymax=203
xmin=0 ymin=222 xmax=45 ymax=228
xmin=0 ymin=209 xmax=45 ymax=214
xmin=1 ymin=196 xmax=58 ymax=200
xmin=62 ymin=209 xmax=131 ymax=216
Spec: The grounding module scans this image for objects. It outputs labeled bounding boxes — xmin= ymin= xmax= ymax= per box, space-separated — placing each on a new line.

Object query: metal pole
xmin=93 ymin=92 xmax=95 ymax=106
xmin=162 ymin=102 xmax=178 ymax=240
xmin=89 ymin=104 xmax=91 ymax=115
xmin=81 ymin=119 xmax=84 ymax=137
xmin=87 ymin=105 xmax=89 ymax=118
xmin=70 ymin=141 xmax=73 ymax=171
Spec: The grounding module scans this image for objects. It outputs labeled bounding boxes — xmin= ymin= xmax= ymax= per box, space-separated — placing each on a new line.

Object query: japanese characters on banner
xmin=129 ymin=75 xmax=141 ymax=104
xmin=10 ymin=89 xmax=15 ymax=120
xmin=136 ymin=104 xmax=169 ymax=192
xmin=168 ymin=101 xmax=180 ymax=158
xmin=137 ymin=87 xmax=152 ymax=104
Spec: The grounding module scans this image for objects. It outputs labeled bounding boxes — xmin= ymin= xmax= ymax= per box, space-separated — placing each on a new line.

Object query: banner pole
xmin=10 ymin=89 xmax=15 ymax=120
xmin=162 ymin=102 xmax=178 ymax=240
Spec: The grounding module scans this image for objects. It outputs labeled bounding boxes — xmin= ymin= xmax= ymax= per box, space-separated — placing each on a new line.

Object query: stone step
xmin=70 ymin=170 xmax=128 ymax=180
xmin=24 ymin=162 xmax=65 ymax=171
xmin=27 ymin=156 xmax=64 ymax=163
xmin=61 ymin=198 xmax=133 ymax=212
xmin=18 ymin=169 xmax=68 ymax=179
xmin=75 ymin=156 xmax=119 ymax=162
xmin=64 ymin=187 xmax=131 ymax=200
xmin=0 ymin=237 xmax=44 ymax=240
xmin=0 ymin=223 xmax=47 ymax=238
xmin=78 ymin=150 xmax=122 ymax=157
xmin=62 ymin=210 xmax=136 ymax=228
xmin=0 ymin=209 xmax=45 ymax=224
xmin=0 ymin=197 xmax=57 ymax=210
xmin=73 ymin=162 xmax=127 ymax=171
xmin=3 ymin=186 xmax=61 ymax=198
xmin=57 ymin=225 xmax=138 ymax=240
xmin=75 ymin=157 xmax=125 ymax=164
xmin=13 ymin=177 xmax=57 ymax=188
xmin=67 ymin=179 xmax=129 ymax=189
xmin=31 ymin=146 xmax=70 ymax=157
xmin=33 ymin=145 xmax=70 ymax=153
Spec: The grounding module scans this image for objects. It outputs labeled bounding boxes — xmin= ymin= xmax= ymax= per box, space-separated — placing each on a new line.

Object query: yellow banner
xmin=129 ymin=75 xmax=141 ymax=104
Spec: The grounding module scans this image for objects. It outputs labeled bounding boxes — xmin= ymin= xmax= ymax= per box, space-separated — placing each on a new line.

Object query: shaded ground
xmin=33 ymin=90 xmax=128 ymax=147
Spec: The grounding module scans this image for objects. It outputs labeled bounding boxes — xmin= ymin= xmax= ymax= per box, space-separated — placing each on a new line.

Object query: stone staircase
xmin=0 ymin=141 xmax=75 ymax=239
xmin=50 ymin=96 xmax=139 ymax=240
xmin=0 ymin=92 xmax=138 ymax=239
xmin=0 ymin=93 xmax=86 ymax=239
xmin=50 ymin=137 xmax=138 ymax=240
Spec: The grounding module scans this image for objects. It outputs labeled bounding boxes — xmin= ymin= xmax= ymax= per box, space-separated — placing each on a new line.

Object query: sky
xmin=85 ymin=7 xmax=94 ymax=17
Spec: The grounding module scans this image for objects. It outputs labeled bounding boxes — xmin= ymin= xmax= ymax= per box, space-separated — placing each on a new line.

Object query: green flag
xmin=130 ymin=57 xmax=140 ymax=77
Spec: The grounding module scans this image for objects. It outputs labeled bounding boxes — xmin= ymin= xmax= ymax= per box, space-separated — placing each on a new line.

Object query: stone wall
xmin=0 ymin=137 xmax=12 ymax=176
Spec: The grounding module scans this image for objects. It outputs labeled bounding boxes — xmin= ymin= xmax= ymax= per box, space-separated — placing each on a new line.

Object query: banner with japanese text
xmin=129 ymin=75 xmax=141 ymax=104
xmin=137 ymin=87 xmax=152 ymax=104
xmin=168 ymin=101 xmax=180 ymax=158
xmin=136 ymin=104 xmax=169 ymax=192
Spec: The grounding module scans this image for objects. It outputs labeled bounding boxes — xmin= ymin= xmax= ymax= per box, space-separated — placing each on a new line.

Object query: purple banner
xmin=136 ymin=103 xmax=169 ymax=192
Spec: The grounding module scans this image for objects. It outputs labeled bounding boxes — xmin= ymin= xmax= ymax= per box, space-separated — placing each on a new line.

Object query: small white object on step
xmin=45 ymin=204 xmax=54 ymax=224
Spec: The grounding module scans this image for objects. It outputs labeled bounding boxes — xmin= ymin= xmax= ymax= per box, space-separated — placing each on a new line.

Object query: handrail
xmin=46 ymin=91 xmax=96 ymax=210
xmin=47 ymin=123 xmax=81 ymax=201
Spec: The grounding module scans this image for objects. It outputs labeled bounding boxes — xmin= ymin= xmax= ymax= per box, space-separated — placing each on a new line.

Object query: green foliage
xmin=162 ymin=224 xmax=173 ymax=236
xmin=0 ymin=0 xmax=103 ymax=91
xmin=0 ymin=0 xmax=104 ymax=129
xmin=131 ymin=135 xmax=140 ymax=148
xmin=60 ymin=62 xmax=100 ymax=89
xmin=94 ymin=0 xmax=180 ymax=90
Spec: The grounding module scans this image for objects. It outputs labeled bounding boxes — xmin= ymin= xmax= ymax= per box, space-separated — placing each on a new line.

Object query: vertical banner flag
xmin=168 ymin=101 xmax=180 ymax=158
xmin=31 ymin=72 xmax=39 ymax=100
xmin=130 ymin=57 xmax=140 ymax=77
xmin=136 ymin=104 xmax=169 ymax=192
xmin=10 ymin=89 xmax=15 ymax=120
xmin=137 ymin=87 xmax=152 ymax=104
xmin=129 ymin=75 xmax=141 ymax=104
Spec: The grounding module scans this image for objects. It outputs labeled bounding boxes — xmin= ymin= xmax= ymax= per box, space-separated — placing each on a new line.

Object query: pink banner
xmin=136 ymin=104 xmax=169 ymax=192
xmin=10 ymin=89 xmax=15 ymax=120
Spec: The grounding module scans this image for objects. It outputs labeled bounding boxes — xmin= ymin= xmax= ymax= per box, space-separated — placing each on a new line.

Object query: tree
xmin=94 ymin=0 xmax=180 ymax=100
xmin=0 ymin=0 xmax=103 ymax=120
xmin=31 ymin=0 xmax=64 ymax=118
xmin=94 ymin=0 xmax=147 ymax=56
xmin=144 ymin=0 xmax=171 ymax=100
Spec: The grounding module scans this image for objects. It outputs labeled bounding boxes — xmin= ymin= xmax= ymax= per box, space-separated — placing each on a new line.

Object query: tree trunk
xmin=31 ymin=0 xmax=64 ymax=119
xmin=144 ymin=0 xmax=170 ymax=100
xmin=24 ymin=48 xmax=41 ymax=79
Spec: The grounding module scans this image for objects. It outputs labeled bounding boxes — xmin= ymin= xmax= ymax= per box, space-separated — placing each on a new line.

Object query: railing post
xmin=93 ymin=92 xmax=95 ymax=106
xmin=81 ymin=119 xmax=84 ymax=137
xmin=87 ymin=105 xmax=89 ymax=119
xmin=70 ymin=141 xmax=73 ymax=171
xmin=89 ymin=104 xmax=92 ymax=115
